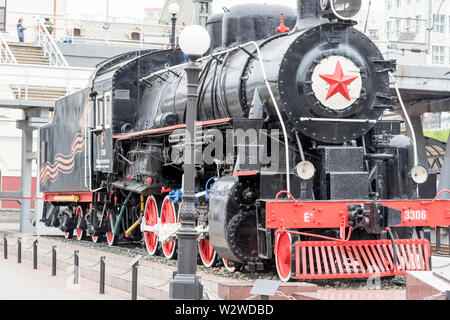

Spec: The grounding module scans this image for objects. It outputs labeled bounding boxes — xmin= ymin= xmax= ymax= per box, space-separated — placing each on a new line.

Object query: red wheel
xmin=144 ymin=196 xmax=159 ymax=256
xmin=275 ymin=233 xmax=293 ymax=282
xmin=106 ymin=210 xmax=117 ymax=246
xmin=160 ymin=196 xmax=177 ymax=260
xmin=198 ymin=239 xmax=217 ymax=268
xmin=64 ymin=231 xmax=73 ymax=239
xmin=92 ymin=235 xmax=102 ymax=244
xmin=75 ymin=206 xmax=86 ymax=241
xmin=222 ymin=258 xmax=236 ymax=272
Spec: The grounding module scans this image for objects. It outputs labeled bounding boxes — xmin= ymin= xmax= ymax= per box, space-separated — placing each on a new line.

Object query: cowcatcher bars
xmin=268 ymin=190 xmax=450 ymax=280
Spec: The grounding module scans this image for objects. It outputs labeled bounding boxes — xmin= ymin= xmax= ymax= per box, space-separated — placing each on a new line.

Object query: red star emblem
xmin=319 ymin=61 xmax=359 ymax=101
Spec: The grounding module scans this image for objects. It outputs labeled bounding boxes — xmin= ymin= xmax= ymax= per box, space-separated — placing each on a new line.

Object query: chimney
xmin=292 ymin=0 xmax=325 ymax=32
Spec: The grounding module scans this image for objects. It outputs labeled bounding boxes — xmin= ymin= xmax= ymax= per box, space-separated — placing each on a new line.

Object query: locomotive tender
xmin=40 ymin=0 xmax=450 ymax=281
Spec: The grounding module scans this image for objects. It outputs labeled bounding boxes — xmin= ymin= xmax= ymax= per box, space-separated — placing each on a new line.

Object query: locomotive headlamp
xmin=411 ymin=165 xmax=429 ymax=185
xmin=168 ymin=2 xmax=180 ymax=15
xmin=179 ymin=25 xmax=211 ymax=59
xmin=295 ymin=161 xmax=316 ymax=181
xmin=320 ymin=0 xmax=362 ymax=21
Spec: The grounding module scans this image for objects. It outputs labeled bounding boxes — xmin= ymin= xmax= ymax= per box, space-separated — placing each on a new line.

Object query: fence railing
xmin=0 ymin=63 xmax=93 ymax=100
xmin=32 ymin=16 xmax=69 ymax=67
xmin=5 ymin=16 xmax=180 ymax=50
xmin=0 ymin=32 xmax=17 ymax=64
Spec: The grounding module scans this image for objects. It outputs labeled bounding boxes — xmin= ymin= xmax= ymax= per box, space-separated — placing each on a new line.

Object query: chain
xmin=433 ymin=262 xmax=450 ymax=269
xmin=58 ymin=252 xmax=74 ymax=261
xmin=276 ymin=291 xmax=296 ymax=301
xmin=8 ymin=241 xmax=18 ymax=248
xmin=144 ymin=278 xmax=171 ymax=289
xmin=41 ymin=247 xmax=54 ymax=255
xmin=105 ymin=262 xmax=133 ymax=277
xmin=424 ymin=291 xmax=445 ymax=300
xmin=22 ymin=242 xmax=36 ymax=250
xmin=203 ymin=288 xmax=223 ymax=300
xmin=80 ymin=259 xmax=101 ymax=269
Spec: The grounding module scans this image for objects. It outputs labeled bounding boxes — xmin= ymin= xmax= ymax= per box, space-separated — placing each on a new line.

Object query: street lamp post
xmin=168 ymin=3 xmax=180 ymax=49
xmin=169 ymin=25 xmax=211 ymax=300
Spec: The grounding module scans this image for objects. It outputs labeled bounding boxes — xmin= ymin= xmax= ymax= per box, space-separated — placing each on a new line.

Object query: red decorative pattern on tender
xmin=39 ymin=101 xmax=89 ymax=185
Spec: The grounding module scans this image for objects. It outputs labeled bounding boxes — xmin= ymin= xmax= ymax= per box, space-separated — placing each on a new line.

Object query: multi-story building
xmin=144 ymin=8 xmax=163 ymax=23
xmin=383 ymin=0 xmax=450 ymax=67
xmin=353 ymin=3 xmax=385 ymax=41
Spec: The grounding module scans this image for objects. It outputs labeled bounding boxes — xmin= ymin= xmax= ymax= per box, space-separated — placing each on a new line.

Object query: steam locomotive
xmin=40 ymin=0 xmax=449 ymax=281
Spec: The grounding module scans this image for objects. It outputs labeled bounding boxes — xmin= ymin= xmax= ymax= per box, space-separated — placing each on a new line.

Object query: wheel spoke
xmin=199 ymin=239 xmax=216 ymax=267
xmin=276 ymin=233 xmax=292 ymax=282
xmin=161 ymin=197 xmax=177 ymax=259
xmin=75 ymin=206 xmax=85 ymax=241
xmin=144 ymin=196 xmax=159 ymax=256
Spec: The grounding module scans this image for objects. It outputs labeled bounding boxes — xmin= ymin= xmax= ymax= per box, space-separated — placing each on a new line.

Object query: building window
xmin=433 ymin=14 xmax=445 ymax=33
xmin=432 ymin=46 xmax=445 ymax=65
xmin=0 ymin=0 xmax=6 ymax=32
xmin=386 ymin=0 xmax=392 ymax=10
xmin=104 ymin=92 xmax=111 ymax=129
xmin=395 ymin=19 xmax=401 ymax=39
xmin=96 ymin=96 xmax=105 ymax=128
xmin=415 ymin=15 xmax=421 ymax=33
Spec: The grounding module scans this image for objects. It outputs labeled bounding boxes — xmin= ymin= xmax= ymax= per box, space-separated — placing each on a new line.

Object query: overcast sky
xmin=67 ymin=0 xmax=383 ymax=20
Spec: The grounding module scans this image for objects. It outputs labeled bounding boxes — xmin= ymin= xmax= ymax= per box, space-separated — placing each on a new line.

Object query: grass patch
xmin=424 ymin=130 xmax=449 ymax=143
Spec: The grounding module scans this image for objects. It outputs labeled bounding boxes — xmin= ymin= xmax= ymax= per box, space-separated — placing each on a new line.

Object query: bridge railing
xmin=5 ymin=15 xmax=177 ymax=50
xmin=33 ymin=16 xmax=69 ymax=67
xmin=0 ymin=32 xmax=17 ymax=64
xmin=0 ymin=63 xmax=93 ymax=100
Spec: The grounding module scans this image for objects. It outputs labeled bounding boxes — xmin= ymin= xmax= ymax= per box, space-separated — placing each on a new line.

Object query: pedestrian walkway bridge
xmin=392 ymin=64 xmax=450 ymax=115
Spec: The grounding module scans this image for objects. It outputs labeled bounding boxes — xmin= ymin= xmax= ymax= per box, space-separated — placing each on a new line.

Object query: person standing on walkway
xmin=44 ymin=18 xmax=54 ymax=36
xmin=17 ymin=18 xmax=26 ymax=42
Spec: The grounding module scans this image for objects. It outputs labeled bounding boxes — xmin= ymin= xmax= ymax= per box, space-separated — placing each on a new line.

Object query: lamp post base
xmin=169 ymin=272 xmax=204 ymax=300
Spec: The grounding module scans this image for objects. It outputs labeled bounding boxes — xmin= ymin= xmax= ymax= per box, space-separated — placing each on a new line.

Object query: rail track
xmin=41 ymin=235 xmax=408 ymax=290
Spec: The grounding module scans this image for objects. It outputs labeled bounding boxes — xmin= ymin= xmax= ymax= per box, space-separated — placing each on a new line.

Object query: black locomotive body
xmin=40 ymin=1 xmax=448 ymax=281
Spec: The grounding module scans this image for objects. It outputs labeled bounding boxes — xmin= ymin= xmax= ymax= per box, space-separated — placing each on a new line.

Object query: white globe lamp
xmin=168 ymin=2 xmax=180 ymax=15
xmin=179 ymin=25 xmax=211 ymax=59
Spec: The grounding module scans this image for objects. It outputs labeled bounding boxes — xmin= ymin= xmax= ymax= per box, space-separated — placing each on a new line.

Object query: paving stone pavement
xmin=0 ymin=256 xmax=142 ymax=300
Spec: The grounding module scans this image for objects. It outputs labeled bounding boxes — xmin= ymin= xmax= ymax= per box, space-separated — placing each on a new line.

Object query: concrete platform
xmin=294 ymin=290 xmax=406 ymax=300
xmin=0 ymin=253 xmax=134 ymax=300
xmin=406 ymin=271 xmax=450 ymax=300
xmin=1 ymin=234 xmax=240 ymax=300
xmin=218 ymin=282 xmax=318 ymax=300
xmin=1 ymin=220 xmax=449 ymax=301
